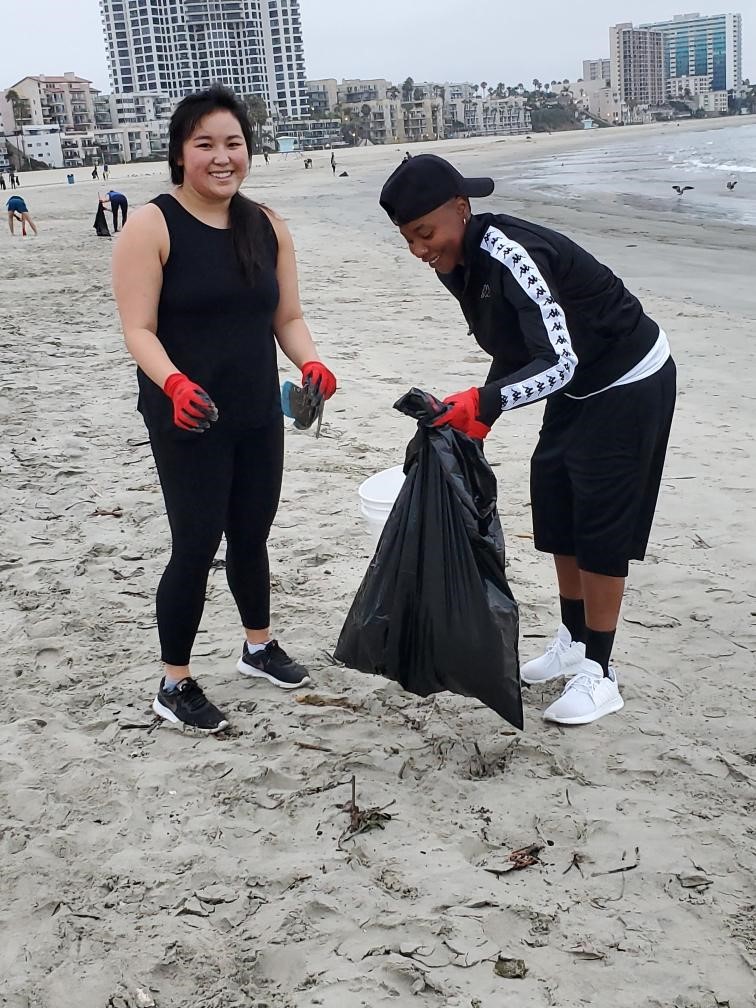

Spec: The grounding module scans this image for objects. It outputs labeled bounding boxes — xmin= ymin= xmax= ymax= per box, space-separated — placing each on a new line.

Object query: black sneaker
xmin=152 ymin=677 xmax=229 ymax=733
xmin=236 ymin=640 xmax=312 ymax=689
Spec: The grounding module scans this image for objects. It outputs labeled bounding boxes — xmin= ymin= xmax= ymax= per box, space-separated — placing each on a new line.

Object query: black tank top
xmin=137 ymin=193 xmax=281 ymax=433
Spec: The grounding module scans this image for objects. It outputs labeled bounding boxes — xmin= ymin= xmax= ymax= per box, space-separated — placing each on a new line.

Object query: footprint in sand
xmin=34 ymin=646 xmax=63 ymax=674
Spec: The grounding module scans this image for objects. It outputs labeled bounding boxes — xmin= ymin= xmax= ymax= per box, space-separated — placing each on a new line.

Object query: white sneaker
xmin=520 ymin=623 xmax=586 ymax=685
xmin=542 ymin=659 xmax=624 ymax=725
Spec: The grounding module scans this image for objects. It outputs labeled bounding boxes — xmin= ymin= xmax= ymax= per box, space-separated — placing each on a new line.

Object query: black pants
xmin=149 ymin=416 xmax=284 ymax=666
xmin=111 ymin=198 xmax=128 ymax=230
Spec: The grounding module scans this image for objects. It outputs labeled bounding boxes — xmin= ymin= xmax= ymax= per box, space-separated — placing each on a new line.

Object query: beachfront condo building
xmin=639 ymin=12 xmax=743 ymax=94
xmin=4 ymin=74 xmax=99 ymax=134
xmin=582 ymin=59 xmax=612 ymax=83
xmin=99 ymin=0 xmax=308 ymax=119
xmin=306 ymin=78 xmax=394 ymax=116
xmin=610 ymin=23 xmax=666 ymax=109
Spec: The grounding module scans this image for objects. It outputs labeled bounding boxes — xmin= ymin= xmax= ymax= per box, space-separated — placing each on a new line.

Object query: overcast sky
xmin=1 ymin=1 xmax=752 ymax=93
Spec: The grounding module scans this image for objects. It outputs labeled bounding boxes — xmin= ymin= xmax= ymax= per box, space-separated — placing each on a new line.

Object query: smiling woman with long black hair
xmin=112 ymin=85 xmax=337 ymax=733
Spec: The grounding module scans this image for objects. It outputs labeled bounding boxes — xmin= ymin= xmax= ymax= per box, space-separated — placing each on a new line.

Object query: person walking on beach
xmin=0 ymin=174 xmax=5 ymax=191
xmin=103 ymin=163 xmax=110 ymax=182
xmin=100 ymin=189 xmax=129 ymax=231
xmin=112 ymin=84 xmax=338 ymax=733
xmin=6 ymin=194 xmax=38 ymax=235
xmin=380 ymin=154 xmax=675 ymax=726
xmin=92 ymin=165 xmax=99 ymax=180
xmin=331 ymin=151 xmax=336 ymax=175
xmin=9 ymin=172 xmax=17 ymax=189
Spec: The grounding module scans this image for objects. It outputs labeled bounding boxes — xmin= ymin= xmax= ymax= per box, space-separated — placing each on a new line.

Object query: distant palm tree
xmin=335 ymin=102 xmax=356 ymax=143
xmin=402 ymin=77 xmax=415 ymax=102
xmin=5 ymin=89 xmax=31 ymax=127
xmin=243 ymin=93 xmax=269 ymax=151
xmin=5 ymin=89 xmax=32 ymax=169
xmin=360 ymin=103 xmax=372 ymax=141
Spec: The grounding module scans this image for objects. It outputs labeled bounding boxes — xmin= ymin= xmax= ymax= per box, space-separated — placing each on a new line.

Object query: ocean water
xmin=498 ymin=122 xmax=756 ymax=226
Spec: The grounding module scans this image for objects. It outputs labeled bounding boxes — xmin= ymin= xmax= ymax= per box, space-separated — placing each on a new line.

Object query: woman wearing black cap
xmin=380 ymin=154 xmax=675 ymax=726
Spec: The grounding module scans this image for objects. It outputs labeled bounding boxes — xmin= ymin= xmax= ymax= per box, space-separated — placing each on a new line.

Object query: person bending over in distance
xmin=101 ymin=189 xmax=129 ymax=231
xmin=6 ymin=194 xmax=38 ymax=235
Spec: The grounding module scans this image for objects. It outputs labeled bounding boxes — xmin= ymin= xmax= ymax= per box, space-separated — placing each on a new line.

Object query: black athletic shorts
xmin=529 ymin=356 xmax=676 ymax=578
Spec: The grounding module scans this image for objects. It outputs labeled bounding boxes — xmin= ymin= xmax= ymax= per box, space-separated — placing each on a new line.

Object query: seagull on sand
xmin=672 ymin=185 xmax=694 ymax=196
xmin=726 ymin=179 xmax=738 ymax=191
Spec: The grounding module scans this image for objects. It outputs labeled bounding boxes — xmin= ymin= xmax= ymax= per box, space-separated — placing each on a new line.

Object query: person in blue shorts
xmin=101 ymin=190 xmax=128 ymax=231
xmin=6 ymin=195 xmax=38 ymax=235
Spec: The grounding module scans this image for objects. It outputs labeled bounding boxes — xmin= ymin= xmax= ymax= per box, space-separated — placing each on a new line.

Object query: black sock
xmin=585 ymin=628 xmax=615 ymax=677
xmin=559 ymin=596 xmax=586 ymax=644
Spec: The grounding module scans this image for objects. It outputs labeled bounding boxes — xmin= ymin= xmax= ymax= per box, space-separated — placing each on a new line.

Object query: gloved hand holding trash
xmin=281 ymin=361 xmax=337 ymax=437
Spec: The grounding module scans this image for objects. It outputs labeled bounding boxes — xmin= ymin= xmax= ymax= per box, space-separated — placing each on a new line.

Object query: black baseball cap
xmin=380 ymin=154 xmax=494 ymax=226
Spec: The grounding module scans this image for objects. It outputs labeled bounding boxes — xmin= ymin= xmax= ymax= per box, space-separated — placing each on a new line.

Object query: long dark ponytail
xmin=168 ymin=84 xmax=272 ymax=282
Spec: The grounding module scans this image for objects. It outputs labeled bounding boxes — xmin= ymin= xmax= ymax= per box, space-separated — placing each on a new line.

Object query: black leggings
xmin=149 ymin=416 xmax=284 ymax=666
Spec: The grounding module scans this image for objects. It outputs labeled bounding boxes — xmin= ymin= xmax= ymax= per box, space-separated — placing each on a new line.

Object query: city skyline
xmin=1 ymin=0 xmax=753 ymax=97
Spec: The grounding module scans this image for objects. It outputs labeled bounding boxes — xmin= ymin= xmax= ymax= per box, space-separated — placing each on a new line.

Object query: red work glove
xmin=163 ymin=372 xmax=218 ymax=432
xmin=432 ymin=387 xmax=491 ymax=440
xmin=301 ymin=360 xmax=337 ymax=400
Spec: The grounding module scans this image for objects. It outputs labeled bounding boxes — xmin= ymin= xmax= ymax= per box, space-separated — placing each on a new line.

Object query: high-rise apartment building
xmin=100 ymin=0 xmax=307 ymax=118
xmin=582 ymin=58 xmax=611 ymax=82
xmin=610 ymin=23 xmax=665 ymax=107
xmin=262 ymin=0 xmax=308 ymax=119
xmin=639 ymin=12 xmax=742 ymax=93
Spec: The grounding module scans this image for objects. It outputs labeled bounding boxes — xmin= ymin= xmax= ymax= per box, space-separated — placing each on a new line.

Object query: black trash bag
xmin=335 ymin=387 xmax=522 ymax=728
xmin=93 ymin=202 xmax=111 ymax=237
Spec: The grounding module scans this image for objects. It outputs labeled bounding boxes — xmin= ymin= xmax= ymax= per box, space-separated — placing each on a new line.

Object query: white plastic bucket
xmin=358 ymin=465 xmax=405 ymax=540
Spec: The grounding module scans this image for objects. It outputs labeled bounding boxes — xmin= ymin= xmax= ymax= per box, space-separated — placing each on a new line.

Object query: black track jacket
xmin=438 ymin=212 xmax=660 ymax=425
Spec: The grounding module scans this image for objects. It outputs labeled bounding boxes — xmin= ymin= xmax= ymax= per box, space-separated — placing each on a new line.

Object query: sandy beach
xmin=1 ymin=118 xmax=755 ymax=1007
